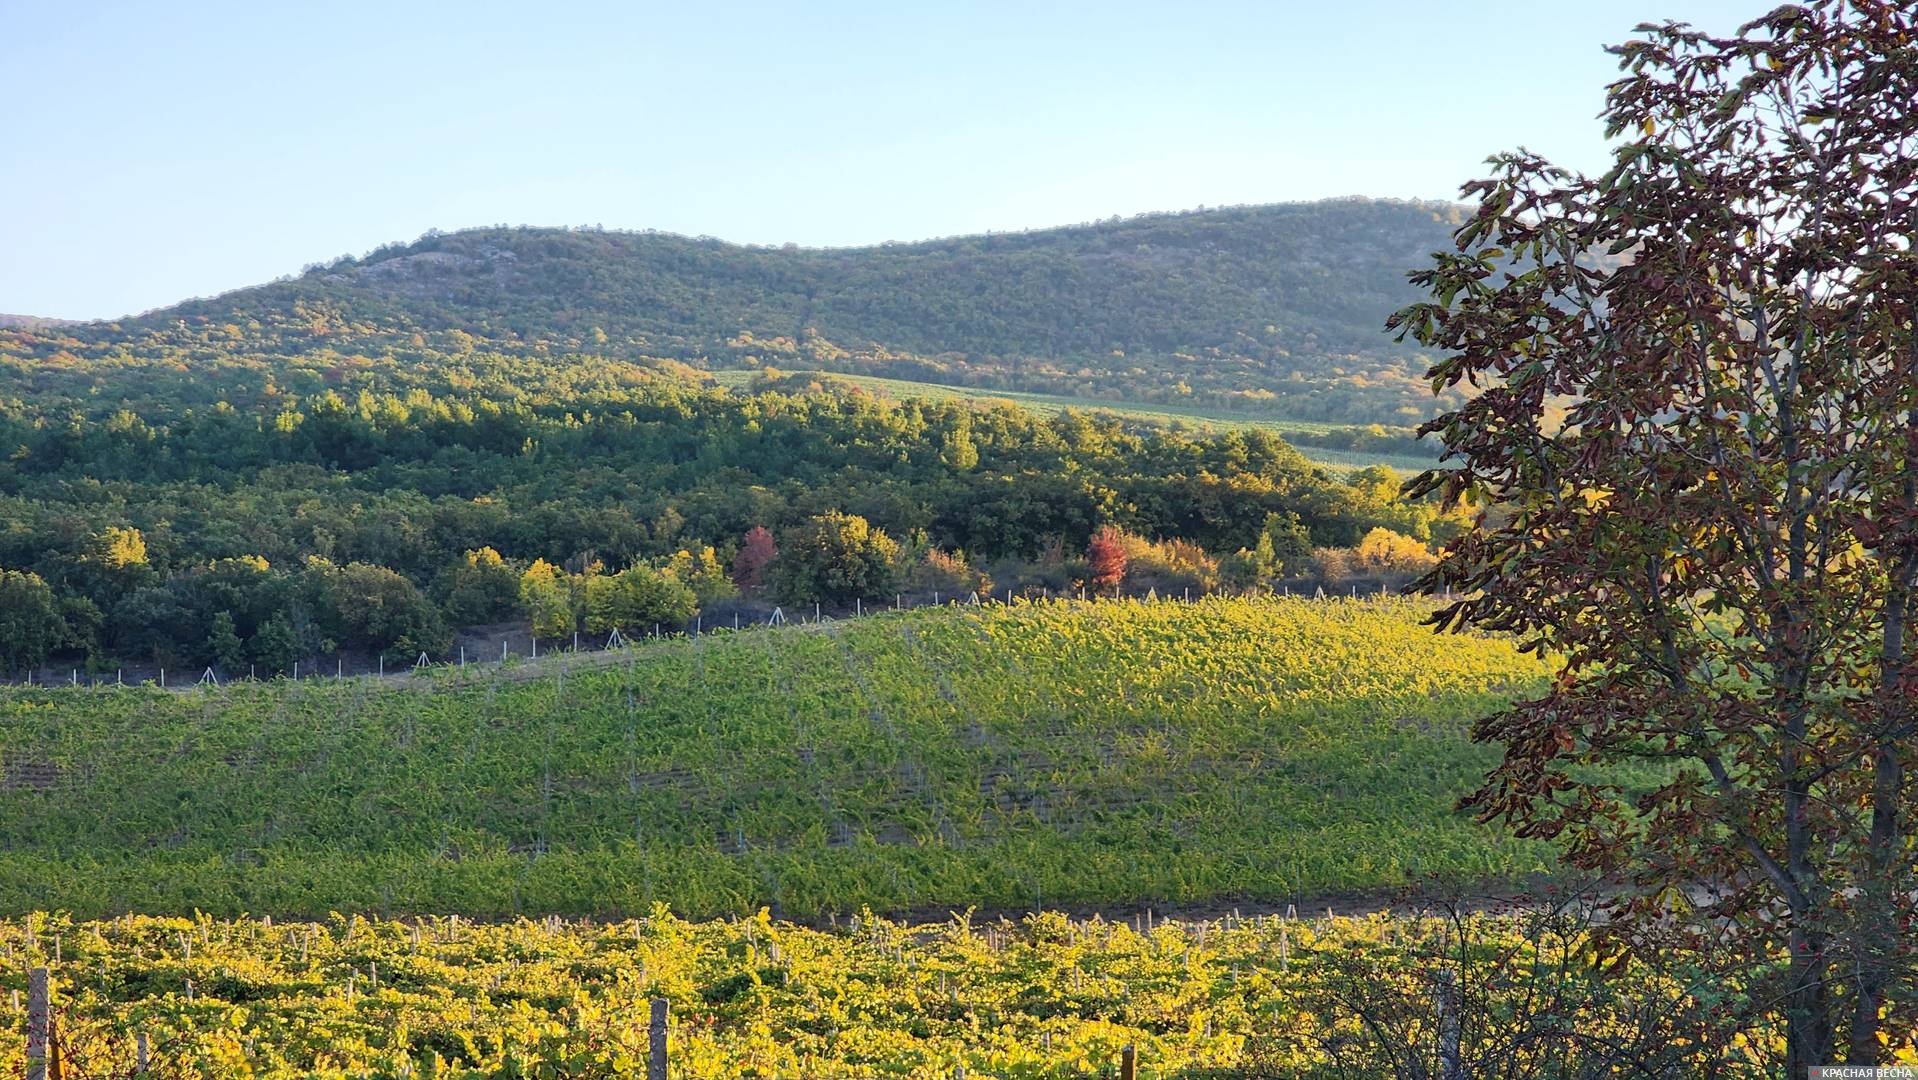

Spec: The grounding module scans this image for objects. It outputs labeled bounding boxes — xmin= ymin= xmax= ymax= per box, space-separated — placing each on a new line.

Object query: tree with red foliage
xmin=1392 ymin=3 xmax=1918 ymax=1068
xmin=1086 ymin=526 xmax=1128 ymax=595
xmin=731 ymin=526 xmax=777 ymax=596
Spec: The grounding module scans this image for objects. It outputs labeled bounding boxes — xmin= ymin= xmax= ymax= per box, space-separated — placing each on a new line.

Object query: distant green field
xmin=708 ymin=369 xmax=1437 ymax=473
xmin=0 ymin=597 xmax=1548 ymax=919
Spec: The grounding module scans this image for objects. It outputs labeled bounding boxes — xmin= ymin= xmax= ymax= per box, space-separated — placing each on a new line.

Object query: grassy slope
xmin=0 ymin=598 xmax=1547 ymax=918
xmin=708 ymin=369 xmax=1436 ymax=473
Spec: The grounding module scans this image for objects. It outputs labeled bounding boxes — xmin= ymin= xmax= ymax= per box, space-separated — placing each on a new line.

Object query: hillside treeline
xmin=0 ymin=345 xmax=1455 ymax=673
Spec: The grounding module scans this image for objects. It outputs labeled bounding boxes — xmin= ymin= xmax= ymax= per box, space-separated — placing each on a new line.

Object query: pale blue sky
xmin=3 ymin=0 xmax=1759 ymax=320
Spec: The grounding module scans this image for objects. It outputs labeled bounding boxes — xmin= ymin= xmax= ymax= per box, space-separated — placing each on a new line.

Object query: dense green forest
xmin=21 ymin=199 xmax=1468 ymax=423
xmin=0 ymin=335 xmax=1456 ymax=673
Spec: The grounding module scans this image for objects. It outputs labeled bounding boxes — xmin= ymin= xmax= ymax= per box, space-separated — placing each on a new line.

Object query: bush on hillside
xmin=770 ymin=512 xmax=900 ymax=605
xmin=435 ymin=547 xmax=523 ymax=626
xmin=584 ymin=563 xmax=698 ymax=633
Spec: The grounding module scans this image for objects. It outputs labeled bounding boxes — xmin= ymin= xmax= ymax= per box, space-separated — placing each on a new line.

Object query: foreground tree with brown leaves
xmin=1392 ymin=2 xmax=1918 ymax=1069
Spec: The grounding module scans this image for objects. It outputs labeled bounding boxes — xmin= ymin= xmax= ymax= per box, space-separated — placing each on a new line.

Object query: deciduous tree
xmin=770 ymin=512 xmax=900 ymax=606
xmin=0 ymin=570 xmax=63 ymax=673
xmin=1392 ymin=3 xmax=1918 ymax=1066
xmin=1086 ymin=526 xmax=1128 ymax=594
xmin=732 ymin=527 xmax=778 ymax=595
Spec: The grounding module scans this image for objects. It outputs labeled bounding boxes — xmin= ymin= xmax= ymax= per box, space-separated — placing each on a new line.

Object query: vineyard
xmin=0 ymin=905 xmax=1795 ymax=1078
xmin=0 ymin=597 xmax=1809 ymax=1076
xmin=0 ymin=597 xmax=1550 ymax=920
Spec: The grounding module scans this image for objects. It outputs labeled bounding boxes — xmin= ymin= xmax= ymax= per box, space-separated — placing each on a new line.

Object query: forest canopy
xmin=0 ymin=339 xmax=1453 ymax=672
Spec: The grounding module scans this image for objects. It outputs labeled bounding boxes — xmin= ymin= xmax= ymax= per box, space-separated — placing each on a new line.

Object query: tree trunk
xmin=1784 ymin=932 xmax=1836 ymax=1074
xmin=1852 ymin=407 xmax=1918 ymax=1063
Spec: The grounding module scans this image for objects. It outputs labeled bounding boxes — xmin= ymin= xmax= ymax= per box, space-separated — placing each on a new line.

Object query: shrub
xmin=584 ymin=564 xmax=698 ymax=633
xmin=665 ymin=547 xmax=737 ymax=608
xmin=770 ymin=512 xmax=900 ymax=605
xmin=1086 ymin=526 xmax=1128 ymax=593
xmin=519 ymin=559 xmax=577 ymax=640
xmin=0 ymin=570 xmax=64 ymax=672
xmin=302 ymin=557 xmax=450 ymax=660
xmin=902 ymin=548 xmax=993 ymax=599
xmin=1354 ymin=527 xmax=1437 ymax=577
xmin=437 ymin=547 xmax=522 ymax=625
xmin=731 ymin=527 xmax=778 ymax=595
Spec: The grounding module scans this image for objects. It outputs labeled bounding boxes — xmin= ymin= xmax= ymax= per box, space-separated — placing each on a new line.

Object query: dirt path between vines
xmin=768 ymin=878 xmax=1616 ymax=932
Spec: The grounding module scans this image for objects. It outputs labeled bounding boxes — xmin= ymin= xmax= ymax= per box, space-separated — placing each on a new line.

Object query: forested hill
xmin=94 ymin=199 xmax=1467 ymax=422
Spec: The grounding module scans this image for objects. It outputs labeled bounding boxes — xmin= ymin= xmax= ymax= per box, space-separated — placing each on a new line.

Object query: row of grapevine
xmin=0 ymin=907 xmax=1797 ymax=1078
xmin=0 ymin=598 xmax=1553 ymax=918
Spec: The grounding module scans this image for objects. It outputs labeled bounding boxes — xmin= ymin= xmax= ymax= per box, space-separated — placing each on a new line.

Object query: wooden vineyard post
xmin=26 ymin=967 xmax=48 ymax=1080
xmin=648 ymin=997 xmax=669 ymax=1080
xmin=1437 ymin=968 xmax=1463 ymax=1080
xmin=1119 ymin=1042 xmax=1136 ymax=1080
xmin=136 ymin=1031 xmax=150 ymax=1074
